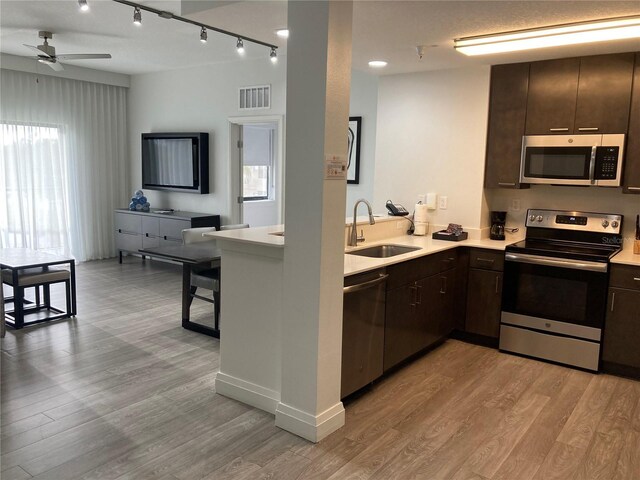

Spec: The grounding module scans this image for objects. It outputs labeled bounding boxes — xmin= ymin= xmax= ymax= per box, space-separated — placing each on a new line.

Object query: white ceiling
xmin=0 ymin=1 xmax=639 ymax=76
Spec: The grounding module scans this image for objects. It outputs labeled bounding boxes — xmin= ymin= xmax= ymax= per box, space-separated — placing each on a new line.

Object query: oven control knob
xmin=602 ymin=220 xmax=609 ymax=228
xmin=611 ymin=220 xmax=619 ymax=228
xmin=529 ymin=215 xmax=536 ymax=222
xmin=536 ymin=215 xmax=543 ymax=222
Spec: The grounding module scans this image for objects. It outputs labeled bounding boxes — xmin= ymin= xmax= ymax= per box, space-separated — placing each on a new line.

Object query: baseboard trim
xmin=215 ymin=372 xmax=280 ymax=414
xmin=275 ymin=401 xmax=345 ymax=443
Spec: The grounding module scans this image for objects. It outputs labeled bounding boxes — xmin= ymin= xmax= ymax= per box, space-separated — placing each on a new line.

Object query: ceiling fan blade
xmin=23 ymin=44 xmax=51 ymax=58
xmin=55 ymin=54 xmax=112 ymax=60
xmin=43 ymin=60 xmax=64 ymax=71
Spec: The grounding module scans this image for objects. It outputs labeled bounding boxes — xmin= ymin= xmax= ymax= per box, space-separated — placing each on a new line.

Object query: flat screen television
xmin=141 ymin=132 xmax=209 ymax=194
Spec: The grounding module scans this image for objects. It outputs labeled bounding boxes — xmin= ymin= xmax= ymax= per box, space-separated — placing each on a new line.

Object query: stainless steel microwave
xmin=520 ymin=134 xmax=625 ymax=187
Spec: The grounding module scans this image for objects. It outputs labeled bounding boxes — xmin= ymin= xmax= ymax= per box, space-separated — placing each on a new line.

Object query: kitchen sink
xmin=346 ymin=244 xmax=421 ymax=258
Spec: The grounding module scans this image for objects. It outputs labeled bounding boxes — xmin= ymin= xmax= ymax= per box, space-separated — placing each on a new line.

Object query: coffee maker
xmin=490 ymin=211 xmax=507 ymax=240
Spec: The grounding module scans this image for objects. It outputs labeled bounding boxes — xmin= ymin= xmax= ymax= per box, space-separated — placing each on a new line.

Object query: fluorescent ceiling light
xmin=368 ymin=60 xmax=388 ymax=68
xmin=276 ymin=29 xmax=289 ymax=38
xmin=454 ymin=15 xmax=640 ymax=56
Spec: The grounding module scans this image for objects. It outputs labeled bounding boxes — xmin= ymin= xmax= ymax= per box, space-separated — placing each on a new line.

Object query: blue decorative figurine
xmin=130 ymin=189 xmax=150 ymax=211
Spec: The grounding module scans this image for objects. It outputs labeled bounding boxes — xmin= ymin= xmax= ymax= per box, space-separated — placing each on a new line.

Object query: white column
xmin=276 ymin=0 xmax=353 ymax=442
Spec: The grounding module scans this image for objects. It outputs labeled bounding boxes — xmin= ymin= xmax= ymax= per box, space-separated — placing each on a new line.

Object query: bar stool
xmin=2 ymin=267 xmax=73 ymax=329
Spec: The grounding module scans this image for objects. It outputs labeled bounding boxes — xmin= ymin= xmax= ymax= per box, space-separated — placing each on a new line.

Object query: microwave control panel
xmin=594 ymin=146 xmax=620 ymax=180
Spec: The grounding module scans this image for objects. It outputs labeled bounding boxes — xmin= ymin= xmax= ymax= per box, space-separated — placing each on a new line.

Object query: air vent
xmin=239 ymin=85 xmax=271 ymax=110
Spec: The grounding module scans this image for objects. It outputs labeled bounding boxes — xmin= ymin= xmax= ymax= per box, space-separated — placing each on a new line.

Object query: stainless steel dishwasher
xmin=341 ymin=269 xmax=387 ymax=399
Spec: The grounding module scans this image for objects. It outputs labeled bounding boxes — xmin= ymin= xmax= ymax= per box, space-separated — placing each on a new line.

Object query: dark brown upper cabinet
xmin=525 ymin=53 xmax=634 ymax=135
xmin=624 ymin=52 xmax=640 ymax=194
xmin=574 ymin=53 xmax=635 ymax=134
xmin=525 ymin=57 xmax=580 ymax=135
xmin=484 ymin=63 xmax=530 ymax=189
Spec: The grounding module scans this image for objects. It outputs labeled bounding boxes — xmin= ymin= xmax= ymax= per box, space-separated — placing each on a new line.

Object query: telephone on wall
xmin=386 ymin=200 xmax=409 ymax=216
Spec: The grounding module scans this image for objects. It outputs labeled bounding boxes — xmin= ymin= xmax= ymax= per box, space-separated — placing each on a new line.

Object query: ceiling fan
xmin=23 ymin=31 xmax=111 ymax=71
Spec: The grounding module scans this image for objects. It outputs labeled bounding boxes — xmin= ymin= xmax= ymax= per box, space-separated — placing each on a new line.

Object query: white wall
xmin=373 ymin=66 xmax=491 ymax=231
xmin=346 ymin=69 xmax=379 ymax=214
xmin=129 ymin=59 xmax=379 ymax=225
xmin=128 ymin=58 xmax=286 ymax=224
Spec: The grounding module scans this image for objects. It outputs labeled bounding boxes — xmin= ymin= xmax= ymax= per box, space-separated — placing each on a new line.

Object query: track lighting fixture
xmin=111 ymin=0 xmax=278 ymax=59
xmin=133 ymin=7 xmax=142 ymax=26
xmin=78 ymin=0 xmax=89 ymax=12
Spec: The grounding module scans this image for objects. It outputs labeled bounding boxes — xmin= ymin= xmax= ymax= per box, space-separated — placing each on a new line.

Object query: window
xmin=242 ymin=125 xmax=275 ymax=202
xmin=1 ymin=122 xmax=72 ymax=255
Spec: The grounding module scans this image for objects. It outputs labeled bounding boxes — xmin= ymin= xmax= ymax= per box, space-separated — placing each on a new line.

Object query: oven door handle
xmin=505 ymin=252 xmax=608 ymax=272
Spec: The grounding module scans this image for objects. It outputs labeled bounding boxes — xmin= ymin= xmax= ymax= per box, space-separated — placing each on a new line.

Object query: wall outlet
xmin=511 ymin=199 xmax=521 ymax=211
xmin=439 ymin=196 xmax=448 ymax=210
xmin=417 ymin=194 xmax=426 ymax=204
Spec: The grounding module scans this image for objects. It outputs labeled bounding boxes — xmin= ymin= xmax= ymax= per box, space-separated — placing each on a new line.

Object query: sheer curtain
xmin=0 ymin=69 xmax=129 ymax=261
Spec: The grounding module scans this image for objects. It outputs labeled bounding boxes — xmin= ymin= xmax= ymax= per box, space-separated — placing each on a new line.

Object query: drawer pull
xmin=477 ymin=258 xmax=495 ymax=264
xmin=549 ymin=128 xmax=569 ymax=132
xmin=164 ymin=236 xmax=167 ymax=240
xmin=634 ymin=278 xmax=640 ymax=281
xmin=578 ymin=127 xmax=599 ymax=132
xmin=145 ymin=233 xmax=149 ymax=237
xmin=498 ymin=182 xmax=516 ymax=187
xmin=118 ymin=228 xmax=122 ymax=233
xmin=627 ymin=187 xmax=640 ymax=191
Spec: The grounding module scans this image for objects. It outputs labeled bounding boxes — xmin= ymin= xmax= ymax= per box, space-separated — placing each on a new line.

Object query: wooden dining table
xmin=139 ymin=244 xmax=221 ymax=338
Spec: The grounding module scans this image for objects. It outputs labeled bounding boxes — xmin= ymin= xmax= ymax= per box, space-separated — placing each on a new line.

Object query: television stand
xmin=114 ymin=209 xmax=221 ymax=263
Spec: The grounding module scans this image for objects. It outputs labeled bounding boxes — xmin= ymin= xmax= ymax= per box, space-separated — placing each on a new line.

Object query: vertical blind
xmin=0 ymin=69 xmax=129 ymax=261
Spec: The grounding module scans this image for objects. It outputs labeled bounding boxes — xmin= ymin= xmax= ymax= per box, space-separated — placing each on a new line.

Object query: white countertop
xmin=204 ymin=224 xmax=285 ymax=248
xmin=205 ymin=223 xmax=524 ymax=275
xmin=611 ymin=243 xmax=640 ymax=267
xmin=343 ymin=233 xmax=523 ymax=276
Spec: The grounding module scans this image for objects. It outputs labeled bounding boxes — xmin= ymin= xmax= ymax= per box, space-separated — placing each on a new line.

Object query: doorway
xmin=228 ymin=116 xmax=284 ymax=227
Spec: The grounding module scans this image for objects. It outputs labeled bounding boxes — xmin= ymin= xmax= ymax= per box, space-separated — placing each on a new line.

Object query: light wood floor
xmin=1 ymin=258 xmax=639 ymax=480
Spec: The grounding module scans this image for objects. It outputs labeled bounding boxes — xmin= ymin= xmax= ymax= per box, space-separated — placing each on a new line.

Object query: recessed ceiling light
xmin=454 ymin=15 xmax=640 ymax=56
xmin=276 ymin=29 xmax=289 ymax=38
xmin=78 ymin=0 xmax=89 ymax=12
xmin=368 ymin=60 xmax=388 ymax=68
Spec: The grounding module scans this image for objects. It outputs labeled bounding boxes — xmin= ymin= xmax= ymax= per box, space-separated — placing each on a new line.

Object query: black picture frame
xmin=347 ymin=116 xmax=361 ymax=184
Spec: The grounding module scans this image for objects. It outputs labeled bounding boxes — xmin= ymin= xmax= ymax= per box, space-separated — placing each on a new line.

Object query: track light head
xmin=236 ymin=37 xmax=245 ymax=54
xmin=133 ymin=7 xmax=142 ymax=25
xmin=270 ymin=47 xmax=277 ymax=63
xmin=200 ymin=27 xmax=208 ymax=43
xmin=78 ymin=0 xmax=89 ymax=12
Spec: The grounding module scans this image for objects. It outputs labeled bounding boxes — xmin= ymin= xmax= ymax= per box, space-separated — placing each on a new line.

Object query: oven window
xmin=524 ymin=147 xmax=592 ymax=179
xmin=515 ymin=273 xmax=587 ymax=323
xmin=502 ymin=262 xmax=607 ymax=328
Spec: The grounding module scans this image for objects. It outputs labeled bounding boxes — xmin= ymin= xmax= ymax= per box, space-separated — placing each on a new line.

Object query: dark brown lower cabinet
xmin=602 ymin=287 xmax=640 ymax=377
xmin=465 ymin=269 xmax=503 ymax=338
xmin=384 ymin=264 xmax=456 ymax=372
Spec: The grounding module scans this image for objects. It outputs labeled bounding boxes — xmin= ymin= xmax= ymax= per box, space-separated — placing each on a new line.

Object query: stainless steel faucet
xmin=349 ymin=199 xmax=376 ymax=247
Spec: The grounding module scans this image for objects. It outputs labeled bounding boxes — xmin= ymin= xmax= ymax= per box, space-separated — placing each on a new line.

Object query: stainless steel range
xmin=500 ymin=209 xmax=623 ymax=371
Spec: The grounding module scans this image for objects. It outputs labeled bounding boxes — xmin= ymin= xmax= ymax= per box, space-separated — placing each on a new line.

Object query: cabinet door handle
xmin=495 ymin=275 xmax=500 ymax=294
xmin=633 ymin=278 xmax=640 ymax=281
xmin=578 ymin=127 xmax=599 ymax=132
xmin=409 ymin=285 xmax=418 ymax=307
xmin=416 ymin=284 xmax=422 ymax=305
xmin=498 ymin=182 xmax=516 ymax=187
xmin=626 ymin=187 xmax=640 ymax=191
xmin=549 ymin=128 xmax=569 ymax=132
xmin=440 ymin=276 xmax=447 ymax=294
xmin=611 ymin=292 xmax=616 ymax=313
